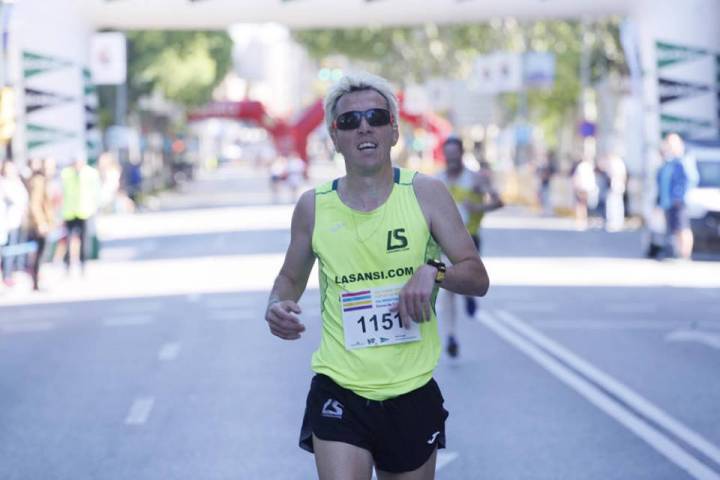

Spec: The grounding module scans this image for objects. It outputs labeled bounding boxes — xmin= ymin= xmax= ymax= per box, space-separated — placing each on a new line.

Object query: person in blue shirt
xmin=657 ymin=133 xmax=693 ymax=259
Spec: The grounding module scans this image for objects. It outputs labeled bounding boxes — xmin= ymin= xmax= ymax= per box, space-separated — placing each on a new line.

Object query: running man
xmin=437 ymin=137 xmax=503 ymax=358
xmin=265 ymin=72 xmax=489 ymax=479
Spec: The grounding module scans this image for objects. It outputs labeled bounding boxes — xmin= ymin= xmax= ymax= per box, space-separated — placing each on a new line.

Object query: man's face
xmin=443 ymin=143 xmax=463 ymax=171
xmin=330 ymin=89 xmax=398 ymax=172
xmin=664 ymin=134 xmax=685 ymax=159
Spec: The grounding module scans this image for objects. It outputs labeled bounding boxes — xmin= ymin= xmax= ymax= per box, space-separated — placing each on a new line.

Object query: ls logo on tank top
xmin=386 ymin=228 xmax=409 ymax=252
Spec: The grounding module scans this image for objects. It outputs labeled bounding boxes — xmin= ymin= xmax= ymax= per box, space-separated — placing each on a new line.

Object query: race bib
xmin=341 ymin=285 xmax=422 ymax=350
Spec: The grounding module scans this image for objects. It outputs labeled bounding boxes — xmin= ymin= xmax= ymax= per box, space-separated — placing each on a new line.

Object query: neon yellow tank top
xmin=311 ymin=167 xmax=442 ymax=400
xmin=437 ymin=168 xmax=484 ymax=235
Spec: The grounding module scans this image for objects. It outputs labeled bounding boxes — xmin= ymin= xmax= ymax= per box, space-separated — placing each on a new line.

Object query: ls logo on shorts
xmin=321 ymin=399 xmax=344 ymax=419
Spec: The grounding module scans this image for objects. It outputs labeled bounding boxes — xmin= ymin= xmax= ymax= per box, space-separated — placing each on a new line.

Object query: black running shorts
xmin=299 ymin=374 xmax=449 ymax=474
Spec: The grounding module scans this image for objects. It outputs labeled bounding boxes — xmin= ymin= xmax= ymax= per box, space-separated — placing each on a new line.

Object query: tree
xmin=108 ymin=30 xmax=233 ymax=112
xmin=292 ymin=19 xmax=627 ymax=146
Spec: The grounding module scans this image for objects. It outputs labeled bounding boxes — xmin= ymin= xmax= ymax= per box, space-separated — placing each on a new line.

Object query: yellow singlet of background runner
xmin=437 ymin=168 xmax=484 ymax=236
xmin=311 ymin=167 xmax=441 ymax=401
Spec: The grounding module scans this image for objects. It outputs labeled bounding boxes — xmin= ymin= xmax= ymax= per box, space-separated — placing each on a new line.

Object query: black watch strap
xmin=426 ymin=259 xmax=446 ymax=284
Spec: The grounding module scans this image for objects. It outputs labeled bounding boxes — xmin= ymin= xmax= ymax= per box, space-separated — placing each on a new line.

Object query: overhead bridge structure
xmin=4 ymin=0 xmax=719 ymax=164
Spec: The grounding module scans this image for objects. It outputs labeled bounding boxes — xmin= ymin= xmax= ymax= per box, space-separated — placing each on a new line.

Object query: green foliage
xmin=293 ymin=19 xmax=626 ymax=145
xmin=125 ymin=30 xmax=233 ymax=109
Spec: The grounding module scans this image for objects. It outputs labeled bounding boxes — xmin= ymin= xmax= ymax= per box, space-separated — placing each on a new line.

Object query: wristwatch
xmin=426 ymin=259 xmax=446 ymax=284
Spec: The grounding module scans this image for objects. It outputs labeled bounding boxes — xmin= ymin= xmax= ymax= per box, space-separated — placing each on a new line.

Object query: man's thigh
xmin=313 ymin=434 xmax=374 ymax=480
xmin=376 ymin=449 xmax=437 ymax=480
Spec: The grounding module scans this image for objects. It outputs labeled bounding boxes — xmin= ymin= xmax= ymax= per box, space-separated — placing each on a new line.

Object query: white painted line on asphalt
xmin=531 ymin=320 xmax=685 ymax=330
xmin=158 ymin=342 xmax=181 ymax=361
xmin=0 ymin=321 xmax=55 ymax=333
xmin=495 ymin=309 xmax=720 ymax=474
xmin=482 ymin=311 xmax=720 ymax=480
xmin=475 ymin=310 xmax=497 ymax=324
xmin=0 ymin=307 xmax=71 ymax=322
xmin=505 ymin=302 xmax=557 ymax=313
xmin=209 ymin=310 xmax=258 ymax=321
xmin=103 ymin=315 xmax=154 ymax=327
xmin=666 ymin=331 xmax=720 ymax=350
xmin=607 ymin=304 xmax=658 ymax=314
xmin=125 ymin=397 xmax=155 ymax=426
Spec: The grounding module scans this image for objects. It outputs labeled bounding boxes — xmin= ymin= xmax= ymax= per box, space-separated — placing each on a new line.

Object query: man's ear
xmin=391 ymin=123 xmax=399 ymax=147
xmin=330 ymin=127 xmax=338 ymax=150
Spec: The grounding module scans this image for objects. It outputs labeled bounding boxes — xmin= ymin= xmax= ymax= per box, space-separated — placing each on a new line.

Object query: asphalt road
xmin=1 ymin=162 xmax=719 ymax=480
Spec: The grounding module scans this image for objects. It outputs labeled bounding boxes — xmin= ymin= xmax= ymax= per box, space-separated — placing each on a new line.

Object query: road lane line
xmin=1 ymin=308 xmax=70 ymax=322
xmin=125 ymin=397 xmax=155 ymax=425
xmin=0 ymin=321 xmax=54 ymax=333
xmin=666 ymin=331 xmax=720 ymax=350
xmin=495 ymin=309 xmax=720 ymax=471
xmin=482 ymin=312 xmax=720 ymax=480
xmin=103 ymin=315 xmax=153 ymax=327
xmin=158 ymin=342 xmax=181 ymax=361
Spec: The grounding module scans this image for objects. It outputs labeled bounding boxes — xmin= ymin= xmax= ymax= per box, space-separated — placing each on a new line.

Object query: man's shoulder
xmin=412 ymin=171 xmax=445 ymax=192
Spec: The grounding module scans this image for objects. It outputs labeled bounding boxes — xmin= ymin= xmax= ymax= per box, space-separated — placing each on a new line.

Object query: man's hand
xmin=265 ymin=300 xmax=306 ymax=340
xmin=391 ymin=265 xmax=437 ymax=328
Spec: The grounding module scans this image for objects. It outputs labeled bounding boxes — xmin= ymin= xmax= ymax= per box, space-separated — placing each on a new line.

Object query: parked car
xmin=685 ymin=140 xmax=720 ymax=251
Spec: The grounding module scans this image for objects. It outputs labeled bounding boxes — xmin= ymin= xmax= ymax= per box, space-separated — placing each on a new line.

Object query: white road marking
xmin=158 ymin=342 xmax=181 ymax=361
xmin=1 ymin=308 xmax=70 ymax=322
xmin=125 ymin=397 xmax=155 ymax=426
xmin=666 ymin=330 xmax=720 ymax=350
xmin=103 ymin=315 xmax=153 ymax=327
xmin=475 ymin=310 xmax=497 ymax=324
xmin=606 ymin=304 xmax=658 ymax=314
xmin=530 ymin=319 xmax=685 ymax=330
xmin=493 ymin=309 xmax=720 ymax=475
xmin=209 ymin=310 xmax=258 ymax=321
xmin=0 ymin=321 xmax=55 ymax=333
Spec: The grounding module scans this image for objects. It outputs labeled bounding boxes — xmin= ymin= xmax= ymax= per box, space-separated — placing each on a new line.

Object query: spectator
xmin=572 ymin=156 xmax=597 ymax=231
xmin=537 ymin=150 xmax=557 ymax=216
xmin=605 ymin=154 xmax=627 ymax=232
xmin=657 ymin=133 xmax=693 ymax=259
xmin=61 ymin=156 xmax=100 ymax=274
xmin=27 ymin=158 xmax=56 ymax=291
xmin=1 ymin=161 xmax=29 ymax=287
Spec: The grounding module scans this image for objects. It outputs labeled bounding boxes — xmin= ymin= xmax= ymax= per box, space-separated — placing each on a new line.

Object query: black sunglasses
xmin=333 ymin=108 xmax=392 ymax=130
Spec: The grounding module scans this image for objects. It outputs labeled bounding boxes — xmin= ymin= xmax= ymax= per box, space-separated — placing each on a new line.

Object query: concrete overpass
xmin=76 ymin=0 xmax=631 ymax=30
xmin=5 ymin=0 xmax=720 ymax=167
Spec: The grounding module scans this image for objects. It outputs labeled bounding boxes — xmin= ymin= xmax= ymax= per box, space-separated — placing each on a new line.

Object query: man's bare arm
xmin=265 ymin=189 xmax=316 ymax=340
xmin=393 ymin=174 xmax=489 ymax=327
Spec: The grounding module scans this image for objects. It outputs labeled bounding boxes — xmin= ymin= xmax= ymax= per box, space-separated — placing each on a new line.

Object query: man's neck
xmin=446 ymin=165 xmax=464 ymax=179
xmin=339 ymin=162 xmax=394 ymax=211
